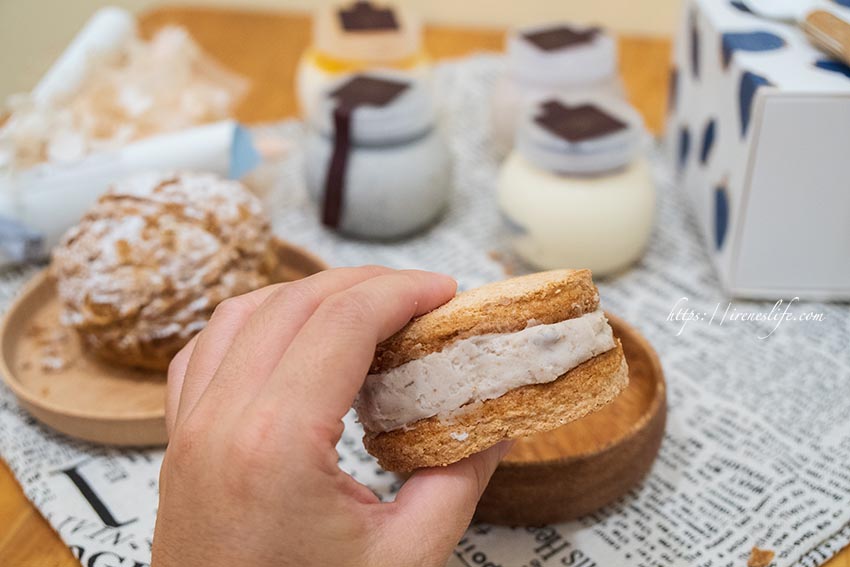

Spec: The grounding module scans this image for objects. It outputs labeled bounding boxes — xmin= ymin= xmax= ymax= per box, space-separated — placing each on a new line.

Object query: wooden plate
xmin=475 ymin=313 xmax=667 ymax=525
xmin=0 ymin=239 xmax=327 ymax=447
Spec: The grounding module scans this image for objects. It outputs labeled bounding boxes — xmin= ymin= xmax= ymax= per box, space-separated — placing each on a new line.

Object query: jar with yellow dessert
xmin=497 ymin=97 xmax=655 ymax=276
xmin=296 ymin=1 xmax=431 ymax=120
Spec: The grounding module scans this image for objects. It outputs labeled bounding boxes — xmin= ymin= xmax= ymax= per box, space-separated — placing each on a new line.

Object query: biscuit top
xmin=371 ymin=269 xmax=599 ymax=373
xmin=51 ymin=171 xmax=274 ymax=342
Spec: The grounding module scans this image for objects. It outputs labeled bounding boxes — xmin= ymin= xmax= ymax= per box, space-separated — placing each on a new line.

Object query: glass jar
xmin=497 ymin=97 xmax=655 ymax=275
xmin=305 ymin=73 xmax=451 ymax=239
xmin=296 ymin=1 xmax=431 ymax=120
xmin=491 ymin=23 xmax=622 ymax=158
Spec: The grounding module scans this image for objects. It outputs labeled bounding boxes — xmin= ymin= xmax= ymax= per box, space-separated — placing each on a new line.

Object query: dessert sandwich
xmin=354 ymin=269 xmax=629 ymax=472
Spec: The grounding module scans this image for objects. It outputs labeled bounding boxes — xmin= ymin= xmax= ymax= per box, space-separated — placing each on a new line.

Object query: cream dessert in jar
xmin=497 ymin=97 xmax=655 ymax=275
xmin=304 ymin=73 xmax=450 ymax=239
xmin=296 ymin=1 xmax=430 ymax=120
xmin=491 ymin=23 xmax=621 ymax=158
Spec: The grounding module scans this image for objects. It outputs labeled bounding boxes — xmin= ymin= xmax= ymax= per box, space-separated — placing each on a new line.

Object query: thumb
xmin=378 ymin=441 xmax=514 ymax=564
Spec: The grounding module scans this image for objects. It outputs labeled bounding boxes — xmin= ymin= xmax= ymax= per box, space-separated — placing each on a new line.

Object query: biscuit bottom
xmin=362 ymin=340 xmax=629 ymax=472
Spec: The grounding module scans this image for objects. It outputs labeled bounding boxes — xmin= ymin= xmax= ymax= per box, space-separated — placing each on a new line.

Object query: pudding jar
xmin=497 ymin=97 xmax=655 ymax=275
xmin=491 ymin=23 xmax=622 ymax=158
xmin=305 ymin=73 xmax=451 ymax=239
xmin=296 ymin=1 xmax=430 ymax=120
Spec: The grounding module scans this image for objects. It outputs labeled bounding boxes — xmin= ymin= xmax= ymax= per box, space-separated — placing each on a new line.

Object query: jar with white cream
xmin=304 ymin=73 xmax=451 ymax=239
xmin=296 ymin=1 xmax=430 ymax=120
xmin=497 ymin=97 xmax=655 ymax=276
xmin=491 ymin=23 xmax=622 ymax=158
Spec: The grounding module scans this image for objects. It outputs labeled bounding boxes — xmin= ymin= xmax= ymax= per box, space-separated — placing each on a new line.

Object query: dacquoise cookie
xmin=354 ymin=269 xmax=629 ymax=472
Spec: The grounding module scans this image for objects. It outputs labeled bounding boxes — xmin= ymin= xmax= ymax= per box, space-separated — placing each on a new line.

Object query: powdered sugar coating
xmin=51 ymin=171 xmax=275 ymax=370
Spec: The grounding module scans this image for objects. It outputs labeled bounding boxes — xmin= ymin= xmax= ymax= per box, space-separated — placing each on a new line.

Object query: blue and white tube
xmin=0 ymin=120 xmax=261 ymax=264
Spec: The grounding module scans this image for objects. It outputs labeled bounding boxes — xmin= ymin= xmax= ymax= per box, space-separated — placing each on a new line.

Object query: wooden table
xmin=0 ymin=7 xmax=846 ymax=567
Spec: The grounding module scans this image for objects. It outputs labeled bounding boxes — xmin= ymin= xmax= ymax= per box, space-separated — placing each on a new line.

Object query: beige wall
xmin=0 ymin=0 xmax=680 ymax=101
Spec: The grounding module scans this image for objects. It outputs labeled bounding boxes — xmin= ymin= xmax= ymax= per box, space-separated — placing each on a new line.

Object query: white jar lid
xmin=517 ymin=95 xmax=646 ymax=175
xmin=506 ymin=23 xmax=617 ymax=88
xmin=313 ymin=1 xmax=422 ymax=63
xmin=309 ymin=72 xmax=435 ymax=145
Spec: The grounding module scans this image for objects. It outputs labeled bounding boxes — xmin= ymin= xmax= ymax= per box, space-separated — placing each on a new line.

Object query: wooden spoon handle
xmin=804 ymin=10 xmax=850 ymax=66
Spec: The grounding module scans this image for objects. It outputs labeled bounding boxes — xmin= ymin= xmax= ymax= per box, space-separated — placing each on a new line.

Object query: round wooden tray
xmin=476 ymin=313 xmax=666 ymax=525
xmin=0 ymin=239 xmax=327 ymax=447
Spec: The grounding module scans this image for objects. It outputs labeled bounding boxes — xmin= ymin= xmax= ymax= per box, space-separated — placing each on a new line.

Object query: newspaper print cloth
xmin=1 ymin=54 xmax=850 ymax=567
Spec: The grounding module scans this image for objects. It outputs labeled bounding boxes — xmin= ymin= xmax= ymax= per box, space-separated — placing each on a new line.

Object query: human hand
xmin=152 ymin=266 xmax=512 ymax=567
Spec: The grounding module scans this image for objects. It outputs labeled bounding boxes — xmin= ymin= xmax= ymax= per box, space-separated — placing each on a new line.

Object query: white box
xmin=667 ymin=0 xmax=850 ymax=300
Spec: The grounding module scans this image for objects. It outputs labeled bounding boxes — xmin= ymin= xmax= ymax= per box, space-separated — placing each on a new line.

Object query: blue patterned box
xmin=667 ymin=0 xmax=850 ymax=300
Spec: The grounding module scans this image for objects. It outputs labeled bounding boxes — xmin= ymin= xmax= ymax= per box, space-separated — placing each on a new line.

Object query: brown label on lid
xmin=330 ymin=75 xmax=409 ymax=107
xmin=523 ymin=25 xmax=600 ymax=51
xmin=321 ymin=76 xmax=410 ymax=229
xmin=338 ymin=1 xmax=399 ymax=32
xmin=535 ymin=100 xmax=627 ymax=143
